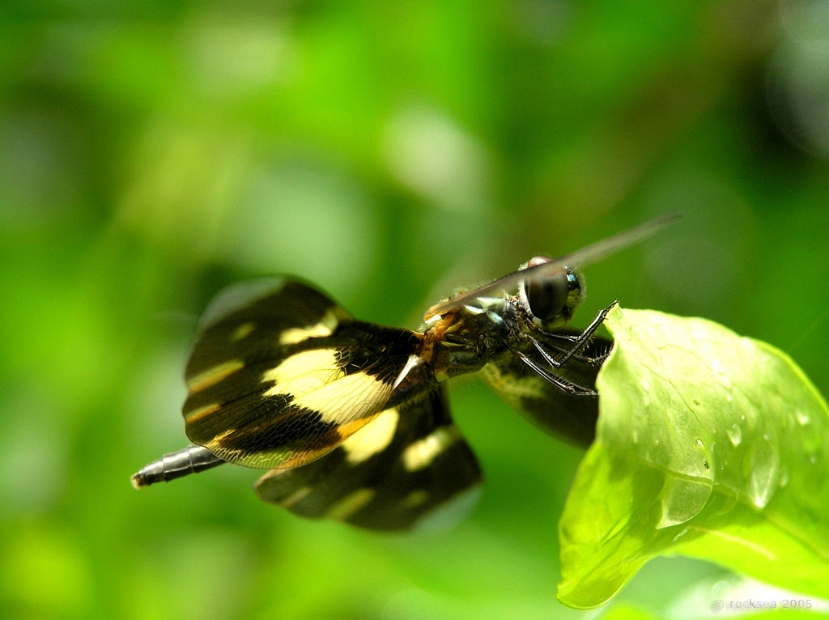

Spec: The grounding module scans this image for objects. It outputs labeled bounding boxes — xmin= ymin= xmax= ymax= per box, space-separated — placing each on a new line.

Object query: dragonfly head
xmin=518 ymin=257 xmax=584 ymax=328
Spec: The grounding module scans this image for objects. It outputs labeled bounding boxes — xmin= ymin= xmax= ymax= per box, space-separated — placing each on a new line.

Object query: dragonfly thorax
xmin=421 ymin=296 xmax=516 ymax=381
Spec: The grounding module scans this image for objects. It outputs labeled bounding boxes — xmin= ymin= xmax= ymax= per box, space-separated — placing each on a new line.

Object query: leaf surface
xmin=558 ymin=307 xmax=829 ymax=608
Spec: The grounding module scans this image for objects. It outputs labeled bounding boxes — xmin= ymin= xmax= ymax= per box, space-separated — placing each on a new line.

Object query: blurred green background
xmin=2 ymin=1 xmax=828 ymax=618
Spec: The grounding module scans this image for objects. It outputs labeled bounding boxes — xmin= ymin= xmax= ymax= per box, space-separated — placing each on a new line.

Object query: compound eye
xmin=522 ymin=257 xmax=581 ymax=323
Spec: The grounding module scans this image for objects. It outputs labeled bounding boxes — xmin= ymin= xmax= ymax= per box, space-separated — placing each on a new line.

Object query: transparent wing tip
xmin=424 ymin=212 xmax=682 ymax=320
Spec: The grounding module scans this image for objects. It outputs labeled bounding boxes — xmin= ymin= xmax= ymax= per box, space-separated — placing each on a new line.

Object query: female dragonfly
xmin=132 ymin=214 xmax=679 ymax=531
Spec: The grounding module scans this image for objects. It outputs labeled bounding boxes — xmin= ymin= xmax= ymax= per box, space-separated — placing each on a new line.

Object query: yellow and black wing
xmin=182 ymin=278 xmax=424 ymax=470
xmin=480 ymin=331 xmax=612 ymax=448
xmin=254 ymin=388 xmax=482 ymax=531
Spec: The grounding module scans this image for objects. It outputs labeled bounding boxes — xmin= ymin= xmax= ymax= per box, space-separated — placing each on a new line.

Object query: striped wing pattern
xmin=255 ymin=388 xmax=482 ymax=531
xmin=182 ymin=278 xmax=423 ymax=470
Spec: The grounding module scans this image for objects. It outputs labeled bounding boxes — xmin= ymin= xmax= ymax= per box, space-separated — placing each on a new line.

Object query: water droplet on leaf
xmin=656 ymin=476 xmax=712 ymax=529
xmin=726 ymin=424 xmax=742 ymax=447
xmin=743 ymin=434 xmax=779 ymax=509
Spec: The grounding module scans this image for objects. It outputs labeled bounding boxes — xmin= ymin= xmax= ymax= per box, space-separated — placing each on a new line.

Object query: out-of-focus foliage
xmin=561 ymin=307 xmax=829 ymax=608
xmin=1 ymin=1 xmax=828 ymax=618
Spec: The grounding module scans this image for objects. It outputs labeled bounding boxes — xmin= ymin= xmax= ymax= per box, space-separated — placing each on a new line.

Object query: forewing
xmin=254 ymin=388 xmax=482 ymax=531
xmin=182 ymin=278 xmax=423 ymax=470
xmin=424 ymin=213 xmax=679 ymax=320
xmin=481 ymin=332 xmax=612 ymax=447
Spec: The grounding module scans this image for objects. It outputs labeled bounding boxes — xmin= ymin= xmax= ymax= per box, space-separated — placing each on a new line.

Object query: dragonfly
xmin=132 ymin=213 xmax=679 ymax=531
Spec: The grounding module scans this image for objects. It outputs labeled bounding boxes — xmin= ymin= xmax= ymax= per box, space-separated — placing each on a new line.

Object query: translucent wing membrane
xmin=425 ymin=213 xmax=680 ymax=320
xmin=182 ymin=278 xmax=423 ymax=470
xmin=255 ymin=388 xmax=482 ymax=531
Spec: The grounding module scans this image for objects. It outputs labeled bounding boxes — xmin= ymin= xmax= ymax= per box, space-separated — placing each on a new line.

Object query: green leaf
xmin=558 ymin=307 xmax=829 ymax=609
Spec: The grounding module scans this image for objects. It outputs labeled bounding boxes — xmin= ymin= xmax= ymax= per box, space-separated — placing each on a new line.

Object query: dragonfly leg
xmin=532 ymin=301 xmax=616 ymax=368
xmin=515 ymin=351 xmax=597 ymax=396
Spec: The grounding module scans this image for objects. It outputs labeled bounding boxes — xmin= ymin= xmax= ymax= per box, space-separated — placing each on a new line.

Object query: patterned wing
xmin=254 ymin=388 xmax=482 ymax=531
xmin=481 ymin=332 xmax=612 ymax=447
xmin=182 ymin=278 xmax=423 ymax=470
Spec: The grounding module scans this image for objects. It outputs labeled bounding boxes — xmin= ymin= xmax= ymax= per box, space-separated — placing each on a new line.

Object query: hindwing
xmin=254 ymin=388 xmax=482 ymax=531
xmin=182 ymin=278 xmax=423 ymax=470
